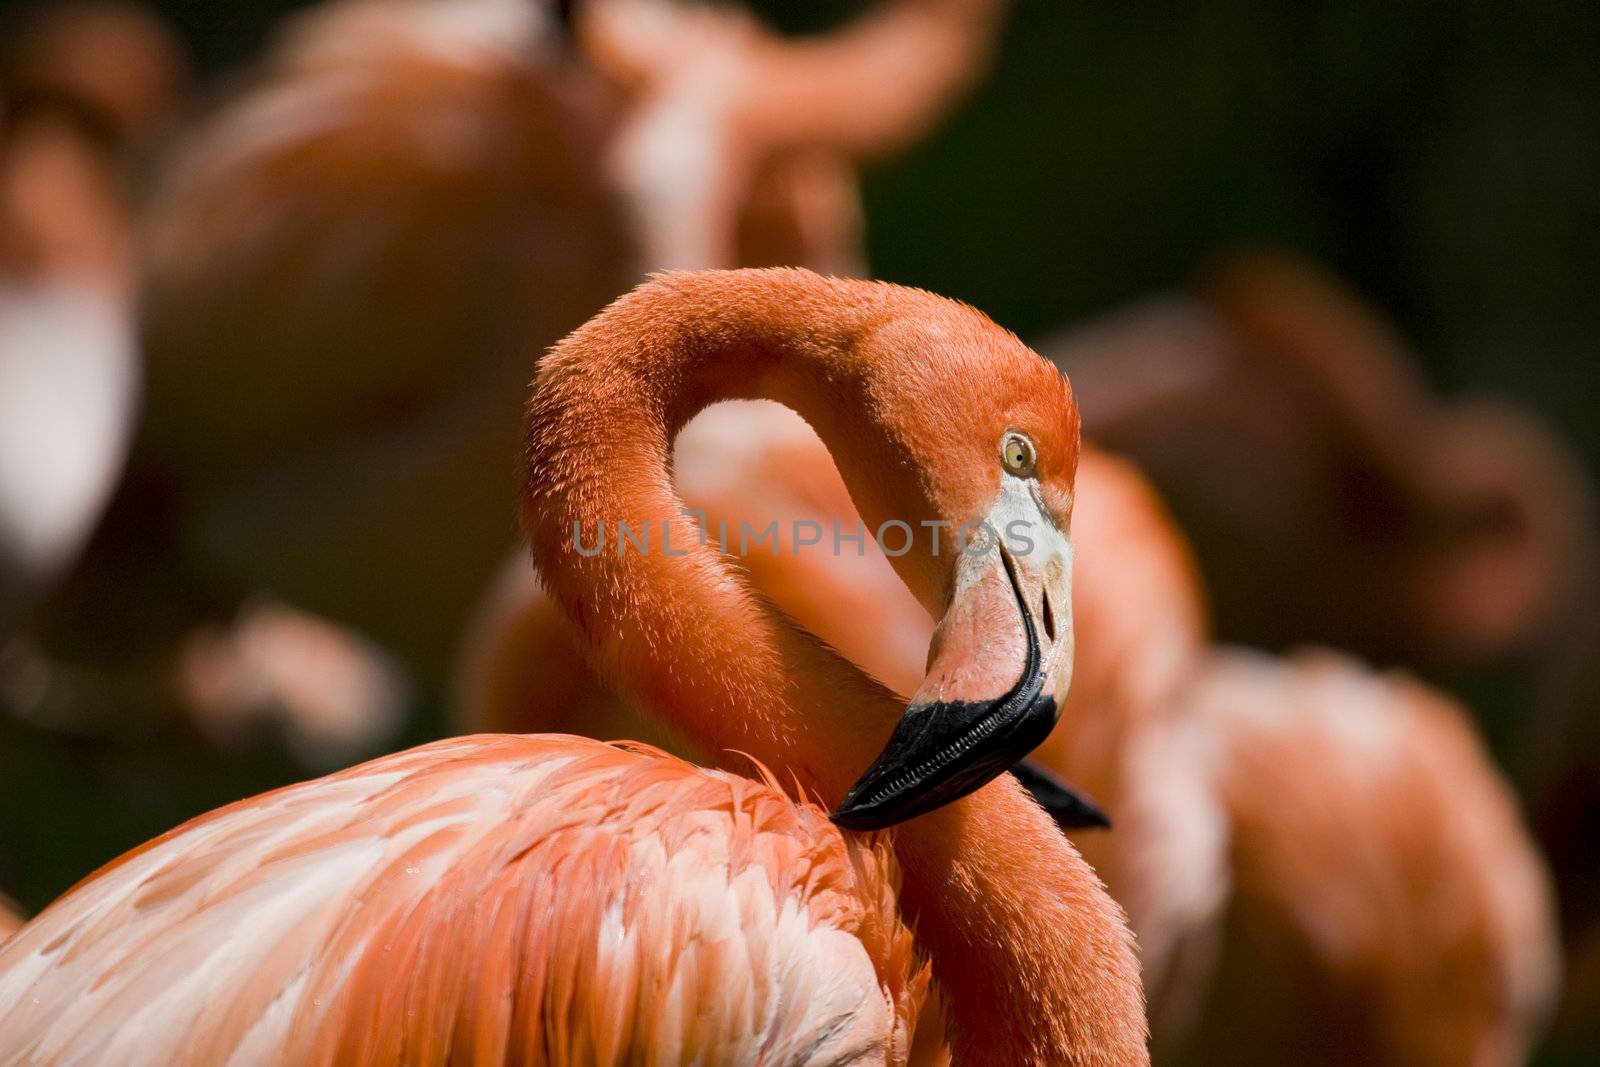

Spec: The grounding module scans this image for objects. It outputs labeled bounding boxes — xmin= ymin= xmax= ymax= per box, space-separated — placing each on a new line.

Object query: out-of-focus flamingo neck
xmin=523 ymin=267 xmax=1147 ymax=1065
xmin=732 ymin=0 xmax=1008 ymax=160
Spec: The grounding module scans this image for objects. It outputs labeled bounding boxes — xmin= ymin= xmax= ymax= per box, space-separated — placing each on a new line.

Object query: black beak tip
xmin=833 ymin=552 xmax=1063 ymax=833
xmin=829 ymin=764 xmax=937 ymax=831
xmin=828 ymin=797 xmax=889 ymax=833
xmin=829 ymin=692 xmax=1060 ymax=833
xmin=1073 ymin=802 xmax=1113 ymax=831
xmin=1010 ymin=759 xmax=1112 ymax=831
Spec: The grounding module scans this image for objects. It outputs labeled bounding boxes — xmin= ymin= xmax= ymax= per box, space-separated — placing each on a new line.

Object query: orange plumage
xmin=1173 ymin=650 xmax=1558 ymax=1066
xmin=0 ymin=735 xmax=923 ymax=1065
xmin=130 ymin=0 xmax=1009 ymax=681
xmin=462 ymin=393 xmax=1556 ymax=1063
xmin=0 ymin=270 xmax=1148 ymax=1065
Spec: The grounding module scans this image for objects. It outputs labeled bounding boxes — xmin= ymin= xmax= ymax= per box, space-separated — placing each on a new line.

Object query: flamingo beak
xmin=832 ymin=480 xmax=1082 ymax=831
xmin=1011 ymin=758 xmax=1111 ymax=831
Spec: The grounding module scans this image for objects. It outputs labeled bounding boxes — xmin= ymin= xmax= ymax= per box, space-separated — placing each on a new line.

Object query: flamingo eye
xmin=1001 ymin=431 xmax=1037 ymax=477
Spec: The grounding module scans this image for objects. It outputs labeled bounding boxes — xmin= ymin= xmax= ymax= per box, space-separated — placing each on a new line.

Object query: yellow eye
xmin=1001 ymin=431 xmax=1036 ymax=477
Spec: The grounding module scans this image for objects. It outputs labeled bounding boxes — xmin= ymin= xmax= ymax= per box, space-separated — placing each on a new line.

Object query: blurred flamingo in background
xmin=1164 ymin=647 xmax=1557 ymax=1066
xmin=0 ymin=0 xmax=192 ymax=934
xmin=127 ymin=0 xmax=631 ymax=694
xmin=1016 ymin=451 xmax=1554 ymax=1066
xmin=1048 ymin=248 xmax=1600 ymax=1036
xmin=585 ymin=0 xmax=1008 ymax=272
xmin=0 ymin=0 xmax=1014 ymax=776
xmin=129 ymin=0 xmax=1009 ymax=686
xmin=462 ymin=396 xmax=1558 ymax=1063
xmin=0 ymin=2 xmax=186 ymax=630
xmin=0 ymin=5 xmax=408 ymax=778
xmin=1050 ymin=248 xmax=1594 ymax=672
xmin=0 ymin=270 xmax=1148 ymax=1066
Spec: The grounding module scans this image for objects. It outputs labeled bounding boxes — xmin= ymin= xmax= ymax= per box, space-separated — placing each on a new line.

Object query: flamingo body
xmin=4 ymin=270 xmax=1148 ymax=1065
xmin=461 ymin=411 xmax=1557 ymax=1063
xmin=1177 ymin=648 xmax=1558 ymax=1066
xmin=0 ymin=271 xmax=1152 ymax=1062
xmin=0 ymin=734 xmax=923 ymax=1066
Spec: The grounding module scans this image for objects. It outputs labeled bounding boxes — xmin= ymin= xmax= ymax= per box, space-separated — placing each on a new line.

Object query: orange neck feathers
xmin=524 ymin=268 xmax=1145 ymax=1065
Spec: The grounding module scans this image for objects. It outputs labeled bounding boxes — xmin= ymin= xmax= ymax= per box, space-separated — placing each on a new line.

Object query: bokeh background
xmin=0 ymin=0 xmax=1596 ymax=1060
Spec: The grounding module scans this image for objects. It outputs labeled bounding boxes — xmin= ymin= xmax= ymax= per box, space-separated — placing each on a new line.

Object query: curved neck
xmin=525 ymin=269 xmax=932 ymax=797
xmin=524 ymin=269 xmax=1145 ymax=1064
xmin=898 ymin=783 xmax=1147 ymax=1065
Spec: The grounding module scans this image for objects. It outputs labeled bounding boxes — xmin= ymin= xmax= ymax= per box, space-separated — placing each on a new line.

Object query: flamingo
xmin=0 ymin=8 xmax=403 ymax=777
xmin=1046 ymin=248 xmax=1597 ymax=1036
xmin=0 ymin=2 xmax=188 ymax=150
xmin=0 ymin=269 xmax=1148 ymax=1065
xmin=1049 ymin=248 xmax=1593 ymax=670
xmin=584 ymin=0 xmax=1009 ymax=272
xmin=0 ymin=1 xmax=183 ymax=626
xmin=460 ymin=405 xmax=1557 ymax=1063
xmin=130 ymin=0 xmax=1009 ymax=683
xmin=9 ymin=0 xmax=1011 ymax=838
xmin=0 ymin=110 xmax=135 ymax=630
xmin=1045 ymin=455 xmax=1557 ymax=1065
xmin=458 ymin=399 xmax=1110 ymax=837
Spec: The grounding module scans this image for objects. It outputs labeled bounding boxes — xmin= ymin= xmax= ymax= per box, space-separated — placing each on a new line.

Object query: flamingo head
xmin=819 ymin=306 xmax=1083 ymax=831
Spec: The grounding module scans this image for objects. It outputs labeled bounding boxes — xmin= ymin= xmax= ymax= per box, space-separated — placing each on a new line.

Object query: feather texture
xmin=0 ymin=734 xmax=924 ymax=1066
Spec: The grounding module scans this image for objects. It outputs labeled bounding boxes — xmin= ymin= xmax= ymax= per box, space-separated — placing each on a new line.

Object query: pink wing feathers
xmin=0 ymin=735 xmax=924 ymax=1066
